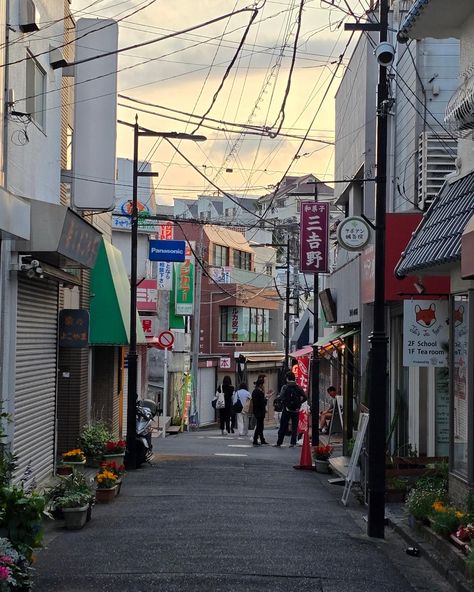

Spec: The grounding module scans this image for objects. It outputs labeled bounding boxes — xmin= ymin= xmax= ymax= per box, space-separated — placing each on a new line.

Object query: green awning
xmin=341 ymin=328 xmax=359 ymax=339
xmin=313 ymin=328 xmax=347 ymax=348
xmin=90 ymin=239 xmax=146 ymax=345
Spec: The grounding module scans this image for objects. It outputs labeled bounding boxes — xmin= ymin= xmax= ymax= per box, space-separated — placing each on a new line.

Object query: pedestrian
xmin=319 ymin=386 xmax=337 ymax=433
xmin=233 ymin=382 xmax=251 ymax=436
xmin=251 ymin=376 xmax=269 ymax=446
xmin=219 ymin=375 xmax=234 ymax=435
xmin=274 ymin=371 xmax=307 ymax=448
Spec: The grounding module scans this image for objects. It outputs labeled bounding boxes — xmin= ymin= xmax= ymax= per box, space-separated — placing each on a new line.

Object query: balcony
xmin=398 ymin=0 xmax=472 ymax=42
xmin=445 ymin=72 xmax=474 ymax=133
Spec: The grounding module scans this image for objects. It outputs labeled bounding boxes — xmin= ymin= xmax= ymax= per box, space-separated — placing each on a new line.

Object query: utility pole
xmin=191 ymin=227 xmax=203 ymax=427
xmin=290 ymin=182 xmax=320 ymax=447
xmin=346 ymin=0 xmax=389 ymax=538
xmin=284 ymin=237 xmax=291 ymax=370
xmin=123 ymin=116 xmax=206 ymax=470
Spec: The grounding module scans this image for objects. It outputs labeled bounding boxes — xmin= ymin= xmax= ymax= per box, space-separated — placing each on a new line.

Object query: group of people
xmin=215 ymin=371 xmax=325 ymax=447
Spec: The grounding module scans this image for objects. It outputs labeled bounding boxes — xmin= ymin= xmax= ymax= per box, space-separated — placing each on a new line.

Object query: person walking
xmin=274 ymin=371 xmax=307 ymax=448
xmin=219 ymin=375 xmax=234 ymax=435
xmin=251 ymin=377 xmax=268 ymax=446
xmin=233 ymin=382 xmax=251 ymax=436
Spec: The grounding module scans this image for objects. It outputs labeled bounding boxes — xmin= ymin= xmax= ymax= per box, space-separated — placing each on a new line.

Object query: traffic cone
xmin=293 ymin=430 xmax=314 ymax=470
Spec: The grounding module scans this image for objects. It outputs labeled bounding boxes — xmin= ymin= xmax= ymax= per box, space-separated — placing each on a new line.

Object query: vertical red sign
xmin=299 ymin=202 xmax=329 ymax=273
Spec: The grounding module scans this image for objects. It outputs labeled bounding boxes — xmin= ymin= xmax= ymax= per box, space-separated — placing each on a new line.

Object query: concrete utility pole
xmin=346 ymin=0 xmax=390 ymax=538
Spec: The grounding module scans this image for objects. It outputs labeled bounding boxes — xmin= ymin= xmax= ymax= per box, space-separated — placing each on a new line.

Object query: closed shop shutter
xmin=198 ymin=367 xmax=216 ymax=426
xmin=14 ymin=277 xmax=58 ymax=484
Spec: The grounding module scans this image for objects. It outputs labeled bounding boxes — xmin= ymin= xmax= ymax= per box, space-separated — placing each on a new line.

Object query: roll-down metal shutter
xmin=14 ymin=277 xmax=58 ymax=484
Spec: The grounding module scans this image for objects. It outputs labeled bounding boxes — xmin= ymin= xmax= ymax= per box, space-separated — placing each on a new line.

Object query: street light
xmin=121 ymin=116 xmax=206 ymax=470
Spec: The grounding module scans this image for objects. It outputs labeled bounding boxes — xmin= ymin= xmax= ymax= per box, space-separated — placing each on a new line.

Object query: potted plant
xmin=95 ymin=469 xmax=118 ymax=503
xmin=103 ymin=440 xmax=126 ymax=463
xmin=0 ymin=536 xmax=32 ymax=592
xmin=58 ymin=448 xmax=86 ymax=474
xmin=45 ymin=472 xmax=95 ymax=523
xmin=313 ymin=444 xmax=333 ymax=473
xmin=79 ymin=421 xmax=113 ymax=467
xmin=99 ymin=461 xmax=125 ymax=496
xmin=56 ymin=491 xmax=94 ymax=530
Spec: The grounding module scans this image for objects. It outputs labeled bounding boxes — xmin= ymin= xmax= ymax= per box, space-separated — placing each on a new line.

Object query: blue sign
xmin=149 ymin=240 xmax=186 ymax=262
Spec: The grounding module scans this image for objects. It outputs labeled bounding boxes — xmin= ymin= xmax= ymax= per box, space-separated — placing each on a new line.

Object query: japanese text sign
xmin=174 ymin=244 xmax=194 ymax=316
xmin=137 ymin=279 xmax=158 ymax=311
xmin=59 ymin=309 xmax=89 ymax=348
xmin=158 ymin=262 xmax=173 ymax=290
xmin=299 ymin=201 xmax=329 ymax=274
xmin=141 ymin=316 xmax=156 ymax=337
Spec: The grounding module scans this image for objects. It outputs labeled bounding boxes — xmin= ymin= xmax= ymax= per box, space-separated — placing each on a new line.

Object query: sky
xmin=71 ymin=0 xmax=361 ymax=207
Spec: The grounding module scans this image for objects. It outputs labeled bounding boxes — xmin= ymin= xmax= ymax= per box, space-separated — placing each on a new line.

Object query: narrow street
xmin=34 ymin=430 xmax=451 ymax=592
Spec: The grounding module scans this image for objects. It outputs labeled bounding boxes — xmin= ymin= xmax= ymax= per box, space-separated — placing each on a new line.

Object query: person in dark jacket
xmin=274 ymin=371 xmax=307 ymax=448
xmin=219 ymin=375 xmax=234 ymax=435
xmin=251 ymin=377 xmax=268 ymax=446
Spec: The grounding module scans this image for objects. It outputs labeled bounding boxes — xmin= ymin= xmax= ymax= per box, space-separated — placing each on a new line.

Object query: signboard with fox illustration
xmin=403 ymin=300 xmax=449 ymax=367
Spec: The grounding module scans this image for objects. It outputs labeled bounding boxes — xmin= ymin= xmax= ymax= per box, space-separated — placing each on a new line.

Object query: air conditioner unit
xmin=19 ymin=0 xmax=39 ymax=32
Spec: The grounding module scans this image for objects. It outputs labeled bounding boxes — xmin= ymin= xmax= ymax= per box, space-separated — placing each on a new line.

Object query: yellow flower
xmin=455 ymin=511 xmax=465 ymax=519
xmin=432 ymin=501 xmax=445 ymax=512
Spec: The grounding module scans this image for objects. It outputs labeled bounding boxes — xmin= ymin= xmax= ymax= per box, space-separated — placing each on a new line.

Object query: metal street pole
xmin=124 ymin=116 xmax=206 ymax=469
xmin=346 ymin=0 xmax=390 ymax=538
xmin=284 ymin=237 xmax=291 ymax=371
xmin=367 ymin=0 xmax=389 ymax=539
xmin=124 ymin=117 xmax=139 ymax=470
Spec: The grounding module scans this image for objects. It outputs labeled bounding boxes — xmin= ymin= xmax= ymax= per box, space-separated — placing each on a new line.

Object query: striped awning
xmin=395 ymin=173 xmax=474 ymax=277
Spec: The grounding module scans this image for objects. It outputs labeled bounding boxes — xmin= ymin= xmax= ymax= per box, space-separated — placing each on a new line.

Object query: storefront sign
xmin=137 ymin=279 xmax=158 ymax=311
xmin=219 ymin=357 xmax=231 ymax=369
xmin=174 ymin=244 xmax=194 ymax=315
xmin=209 ymin=266 xmax=231 ymax=284
xmin=292 ymin=358 xmax=309 ymax=394
xmin=141 ymin=315 xmax=156 ymax=337
xmin=158 ymin=262 xmax=173 ymax=290
xmin=59 ymin=309 xmax=89 ymax=348
xmin=403 ymin=300 xmax=449 ymax=367
xmin=299 ymin=202 xmax=329 ymax=274
xmin=149 ymin=240 xmax=186 ymax=262
xmin=337 ymin=216 xmax=371 ymax=251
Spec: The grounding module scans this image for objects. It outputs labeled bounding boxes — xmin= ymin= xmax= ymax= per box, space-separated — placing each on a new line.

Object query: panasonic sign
xmin=148 ymin=240 xmax=186 ymax=262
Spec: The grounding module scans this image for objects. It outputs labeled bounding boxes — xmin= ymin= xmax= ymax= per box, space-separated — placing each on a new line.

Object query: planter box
xmin=315 ymin=459 xmax=330 ymax=473
xmin=63 ymin=506 xmax=88 ymax=530
xmin=95 ymin=486 xmax=117 ymax=503
xmin=56 ymin=465 xmax=72 ymax=476
xmin=102 ymin=453 xmax=125 ymax=464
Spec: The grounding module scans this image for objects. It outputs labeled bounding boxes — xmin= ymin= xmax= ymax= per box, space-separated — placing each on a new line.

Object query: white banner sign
xmin=158 ymin=262 xmax=172 ymax=290
xmin=403 ymin=300 xmax=449 ymax=367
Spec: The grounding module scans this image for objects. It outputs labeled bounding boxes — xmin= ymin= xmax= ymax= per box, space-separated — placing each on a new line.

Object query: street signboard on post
xmin=299 ymin=201 xmax=329 ymax=273
xmin=403 ymin=300 xmax=449 ymax=367
xmin=149 ymin=240 xmax=186 ymax=262
xmin=158 ymin=330 xmax=174 ymax=350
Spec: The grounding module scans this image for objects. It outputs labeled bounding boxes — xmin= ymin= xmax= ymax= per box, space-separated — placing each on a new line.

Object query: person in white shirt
xmin=233 ymin=382 xmax=251 ymax=436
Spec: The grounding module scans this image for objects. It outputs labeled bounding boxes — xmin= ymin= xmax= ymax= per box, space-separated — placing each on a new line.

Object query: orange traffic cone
xmin=293 ymin=430 xmax=314 ymax=470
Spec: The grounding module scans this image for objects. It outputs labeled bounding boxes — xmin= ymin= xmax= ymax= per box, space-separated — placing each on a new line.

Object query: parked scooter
xmin=136 ymin=399 xmax=158 ymax=466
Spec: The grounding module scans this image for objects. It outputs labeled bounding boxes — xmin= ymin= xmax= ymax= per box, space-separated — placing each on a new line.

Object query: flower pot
xmin=86 ymin=502 xmax=93 ymax=522
xmin=102 ymin=453 xmax=125 ymax=464
xmin=56 ymin=465 xmax=72 ymax=476
xmin=315 ymin=459 xmax=330 ymax=473
xmin=95 ymin=486 xmax=117 ymax=503
xmin=63 ymin=505 xmax=88 ymax=530
xmin=62 ymin=459 xmax=86 ymax=472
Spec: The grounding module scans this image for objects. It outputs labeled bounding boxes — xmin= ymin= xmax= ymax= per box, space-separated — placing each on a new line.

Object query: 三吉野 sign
xmin=59 ymin=309 xmax=89 ymax=348
xmin=299 ymin=201 xmax=329 ymax=273
xmin=403 ymin=300 xmax=449 ymax=367
xmin=137 ymin=279 xmax=158 ymax=311
xmin=174 ymin=243 xmax=194 ymax=316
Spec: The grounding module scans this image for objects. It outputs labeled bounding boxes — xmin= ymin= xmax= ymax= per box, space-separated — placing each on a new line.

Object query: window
xmin=220 ymin=306 xmax=270 ymax=342
xmin=26 ymin=53 xmax=46 ymax=128
xmin=264 ymin=264 xmax=273 ymax=276
xmin=213 ymin=244 xmax=229 ymax=266
xmin=233 ymin=249 xmax=252 ymax=270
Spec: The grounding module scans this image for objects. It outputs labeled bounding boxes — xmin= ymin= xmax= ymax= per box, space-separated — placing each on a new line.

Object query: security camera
xmin=374 ymin=42 xmax=395 ymax=67
xmin=30 ymin=259 xmax=40 ymax=268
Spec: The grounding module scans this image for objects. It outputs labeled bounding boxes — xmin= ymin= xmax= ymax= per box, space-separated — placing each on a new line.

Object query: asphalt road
xmin=34 ymin=428 xmax=452 ymax=592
